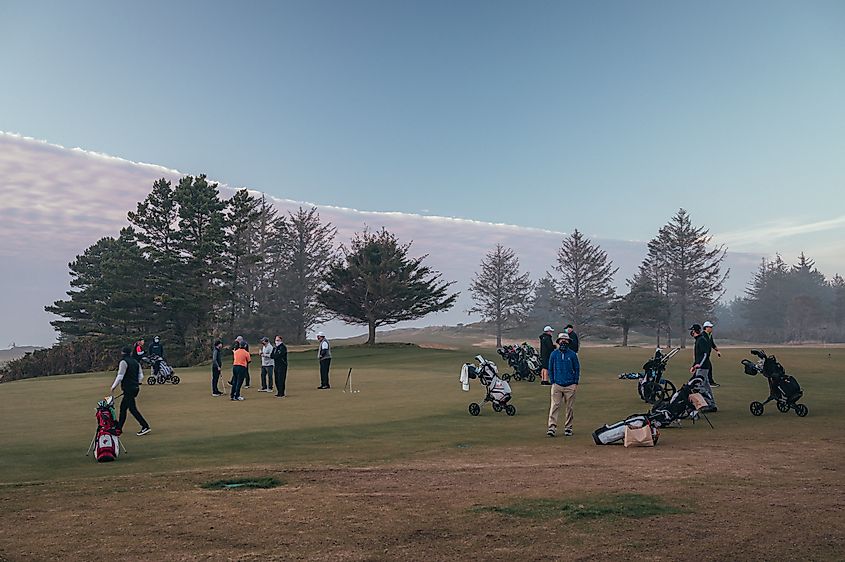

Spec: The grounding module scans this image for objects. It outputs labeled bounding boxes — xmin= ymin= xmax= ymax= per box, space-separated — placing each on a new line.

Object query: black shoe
xmin=541 ymin=381 xmax=552 ymax=386
xmin=710 ymin=382 xmax=720 ymax=387
xmin=317 ymin=385 xmax=330 ymax=389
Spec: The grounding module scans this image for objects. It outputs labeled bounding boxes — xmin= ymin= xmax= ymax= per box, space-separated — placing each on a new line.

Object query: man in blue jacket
xmin=546 ymin=332 xmax=580 ymax=437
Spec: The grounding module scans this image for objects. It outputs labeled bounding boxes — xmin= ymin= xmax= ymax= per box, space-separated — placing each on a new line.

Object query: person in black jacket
xmin=272 ymin=335 xmax=288 ymax=397
xmin=564 ymin=325 xmax=580 ymax=353
xmin=108 ymin=347 xmax=151 ymax=436
xmin=538 ymin=326 xmax=555 ymax=386
xmin=702 ymin=321 xmax=721 ymax=386
xmin=211 ymin=340 xmax=224 ymax=396
xmin=689 ymin=324 xmax=717 ymax=411
xmin=148 ymin=336 xmax=165 ymax=376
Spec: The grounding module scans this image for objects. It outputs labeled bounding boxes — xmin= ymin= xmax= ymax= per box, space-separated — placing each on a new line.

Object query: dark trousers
xmin=231 ymin=365 xmax=247 ymax=399
xmin=708 ymin=365 xmax=716 ymax=384
xmin=274 ymin=362 xmax=287 ymax=396
xmin=244 ymin=366 xmax=251 ymax=387
xmin=320 ymin=358 xmax=331 ymax=387
xmin=261 ymin=365 xmax=274 ymax=390
xmin=212 ymin=366 xmax=221 ymax=394
xmin=118 ymin=387 xmax=149 ymax=430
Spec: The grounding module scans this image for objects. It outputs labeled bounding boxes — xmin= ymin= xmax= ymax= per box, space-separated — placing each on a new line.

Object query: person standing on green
xmin=702 ymin=321 xmax=721 ymax=387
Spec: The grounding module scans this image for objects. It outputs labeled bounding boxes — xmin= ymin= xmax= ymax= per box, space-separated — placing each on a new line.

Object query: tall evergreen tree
xmin=318 ymin=228 xmax=457 ymax=344
xmin=553 ymin=229 xmax=618 ymax=330
xmin=607 ymin=275 xmax=667 ymax=346
xmin=275 ymin=207 xmax=336 ymax=343
xmin=468 ymin=244 xmax=535 ymax=347
xmin=527 ymin=274 xmax=560 ymax=328
xmin=650 ymin=209 xmax=728 ymax=347
xmin=223 ymin=189 xmax=262 ymax=336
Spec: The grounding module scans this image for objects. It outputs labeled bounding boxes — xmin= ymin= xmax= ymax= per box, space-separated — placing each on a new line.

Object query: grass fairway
xmin=1 ymin=344 xmax=843 ymax=561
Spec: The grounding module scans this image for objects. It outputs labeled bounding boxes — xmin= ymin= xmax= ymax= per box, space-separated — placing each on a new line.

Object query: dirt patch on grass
xmin=1 ymin=437 xmax=843 ymax=561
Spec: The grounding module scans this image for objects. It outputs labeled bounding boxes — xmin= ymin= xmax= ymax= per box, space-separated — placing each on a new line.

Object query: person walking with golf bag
xmin=108 ymin=346 xmax=151 ymax=436
xmin=316 ymin=332 xmax=331 ymax=389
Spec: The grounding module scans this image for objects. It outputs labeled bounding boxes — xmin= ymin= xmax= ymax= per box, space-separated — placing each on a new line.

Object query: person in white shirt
xmin=259 ymin=337 xmax=275 ymax=392
xmin=316 ymin=332 xmax=331 ymax=389
xmin=107 ymin=346 xmax=151 ymax=436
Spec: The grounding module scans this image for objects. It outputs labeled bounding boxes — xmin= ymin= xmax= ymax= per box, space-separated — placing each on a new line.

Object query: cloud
xmin=0 ymin=131 xmax=762 ymax=346
xmin=716 ymin=215 xmax=845 ymax=248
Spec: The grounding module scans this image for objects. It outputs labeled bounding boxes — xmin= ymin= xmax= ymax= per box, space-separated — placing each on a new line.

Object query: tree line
xmin=471 ymin=209 xmax=728 ymax=348
xmin=3 ymin=176 xmax=455 ymax=379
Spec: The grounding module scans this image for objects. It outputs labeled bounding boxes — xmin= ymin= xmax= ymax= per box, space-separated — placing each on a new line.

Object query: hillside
xmin=0 ymin=346 xmax=42 ymax=366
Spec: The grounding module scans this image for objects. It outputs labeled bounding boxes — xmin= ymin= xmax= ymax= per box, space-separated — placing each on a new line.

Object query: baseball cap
xmin=316 ymin=331 xmax=325 ymax=338
xmin=689 ymin=324 xmax=702 ymax=332
xmin=557 ymin=332 xmax=570 ymax=341
xmin=543 ymin=325 xmax=553 ymax=332
xmin=703 ymin=321 xmax=713 ymax=328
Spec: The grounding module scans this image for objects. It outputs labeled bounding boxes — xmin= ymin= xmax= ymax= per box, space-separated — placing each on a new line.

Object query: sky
xmin=1 ymin=1 xmax=844 ymax=346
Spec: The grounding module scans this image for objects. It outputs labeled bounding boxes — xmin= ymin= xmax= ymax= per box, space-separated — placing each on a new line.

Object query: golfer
xmin=108 ymin=346 xmax=151 ymax=436
xmin=316 ymin=331 xmax=331 ymax=389
xmin=230 ymin=341 xmax=250 ymax=401
xmin=272 ymin=335 xmax=288 ymax=397
xmin=259 ymin=337 xmax=274 ymax=392
xmin=538 ymin=325 xmax=555 ymax=386
xmin=564 ymin=324 xmax=579 ymax=353
xmin=211 ymin=340 xmax=224 ymax=396
xmin=703 ymin=321 xmax=721 ymax=386
xmin=689 ymin=324 xmax=717 ymax=411
xmin=546 ymin=332 xmax=580 ymax=437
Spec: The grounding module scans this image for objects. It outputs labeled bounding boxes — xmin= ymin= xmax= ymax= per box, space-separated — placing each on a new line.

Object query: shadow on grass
xmin=472 ymin=493 xmax=689 ymax=521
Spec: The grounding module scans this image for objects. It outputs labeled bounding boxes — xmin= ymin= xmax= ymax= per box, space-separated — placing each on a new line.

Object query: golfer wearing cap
xmin=316 ymin=332 xmax=331 ymax=389
xmin=259 ymin=337 xmax=274 ymax=392
xmin=689 ymin=324 xmax=717 ymax=411
xmin=539 ymin=325 xmax=555 ymax=385
xmin=702 ymin=321 xmax=721 ymax=387
xmin=546 ymin=332 xmax=580 ymax=437
xmin=108 ymin=346 xmax=151 ymax=436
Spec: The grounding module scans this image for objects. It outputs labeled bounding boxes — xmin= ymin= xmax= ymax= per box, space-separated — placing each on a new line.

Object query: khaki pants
xmin=548 ymin=383 xmax=577 ymax=431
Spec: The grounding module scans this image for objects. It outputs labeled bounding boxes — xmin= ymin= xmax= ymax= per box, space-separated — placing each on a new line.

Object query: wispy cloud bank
xmin=716 ymin=215 xmax=845 ymax=248
xmin=0 ymin=131 xmax=762 ymax=345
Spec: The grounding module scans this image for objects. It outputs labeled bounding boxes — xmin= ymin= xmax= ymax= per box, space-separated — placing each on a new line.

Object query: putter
xmin=343 ymin=368 xmax=359 ymax=394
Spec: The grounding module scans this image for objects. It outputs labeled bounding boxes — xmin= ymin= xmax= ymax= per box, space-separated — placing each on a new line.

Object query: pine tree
xmin=275 ymin=207 xmax=336 ymax=343
xmin=527 ymin=274 xmax=560 ymax=328
xmin=468 ymin=244 xmax=535 ymax=347
xmin=318 ymin=228 xmax=457 ymax=345
xmin=553 ymin=229 xmax=618 ymax=330
xmin=223 ymin=189 xmax=262 ymax=336
xmin=607 ymin=275 xmax=667 ymax=346
xmin=651 ymin=209 xmax=728 ymax=348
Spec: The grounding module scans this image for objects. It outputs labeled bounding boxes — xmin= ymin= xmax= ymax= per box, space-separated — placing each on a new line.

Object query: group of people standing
xmin=535 ymin=320 xmax=722 ymax=438
xmin=214 ymin=332 xmax=333 ymax=401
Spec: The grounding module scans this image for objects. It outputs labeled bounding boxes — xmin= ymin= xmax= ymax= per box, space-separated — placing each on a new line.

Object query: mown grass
xmin=0 ymin=344 xmax=842 ymax=483
xmin=200 ymin=476 xmax=283 ymax=490
xmin=472 ymin=493 xmax=689 ymax=520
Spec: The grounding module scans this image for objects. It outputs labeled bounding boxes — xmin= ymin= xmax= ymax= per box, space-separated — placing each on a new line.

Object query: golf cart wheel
xmin=777 ymin=400 xmax=790 ymax=413
xmin=501 ymin=373 xmax=511 ymax=381
xmin=795 ymin=404 xmax=808 ymax=417
xmin=527 ymin=373 xmax=536 ymax=383
xmin=642 ymin=382 xmax=659 ymax=404
xmin=750 ymin=401 xmax=764 ymax=416
xmin=492 ymin=402 xmax=503 ymax=412
xmin=505 ymin=404 xmax=517 ymax=416
xmin=147 ymin=376 xmax=156 ymax=385
xmin=171 ymin=375 xmax=180 ymax=385
xmin=468 ymin=403 xmax=481 ymax=416
xmin=156 ymin=374 xmax=166 ymax=385
xmin=661 ymin=381 xmax=676 ymax=402
xmin=513 ymin=373 xmax=522 ymax=381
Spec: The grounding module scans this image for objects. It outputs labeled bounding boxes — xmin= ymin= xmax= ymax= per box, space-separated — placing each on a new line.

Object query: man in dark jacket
xmin=148 ymin=336 xmax=165 ymax=376
xmin=702 ymin=321 xmax=721 ymax=386
xmin=538 ymin=326 xmax=555 ymax=386
xmin=108 ymin=346 xmax=151 ymax=436
xmin=564 ymin=324 xmax=579 ymax=353
xmin=211 ymin=340 xmax=224 ymax=396
xmin=689 ymin=324 xmax=717 ymax=411
xmin=546 ymin=333 xmax=580 ymax=437
xmin=272 ymin=335 xmax=288 ymax=397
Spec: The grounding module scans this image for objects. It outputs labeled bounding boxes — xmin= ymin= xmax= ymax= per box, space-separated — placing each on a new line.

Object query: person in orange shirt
xmin=230 ymin=341 xmax=251 ymax=401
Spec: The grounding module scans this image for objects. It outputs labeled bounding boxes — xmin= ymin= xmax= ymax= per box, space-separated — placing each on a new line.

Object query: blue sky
xmin=2 ymin=0 xmax=843 ymax=243
xmin=1 ymin=1 xmax=844 ymax=345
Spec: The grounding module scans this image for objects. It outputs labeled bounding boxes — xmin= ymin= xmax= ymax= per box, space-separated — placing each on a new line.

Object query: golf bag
xmin=592 ymin=414 xmax=659 ymax=445
xmin=742 ymin=349 xmax=808 ymax=417
xmin=462 ymin=355 xmax=516 ymax=416
xmin=636 ymin=348 xmax=679 ymax=404
xmin=91 ymin=398 xmax=122 ymax=462
xmin=647 ymin=373 xmax=710 ymax=428
xmin=495 ymin=343 xmax=540 ymax=382
xmin=145 ymin=355 xmax=180 ymax=385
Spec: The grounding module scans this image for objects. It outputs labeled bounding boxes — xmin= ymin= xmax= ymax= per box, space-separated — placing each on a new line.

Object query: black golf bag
xmin=635 ymin=347 xmax=679 ymax=404
xmin=742 ymin=349 xmax=807 ymax=417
